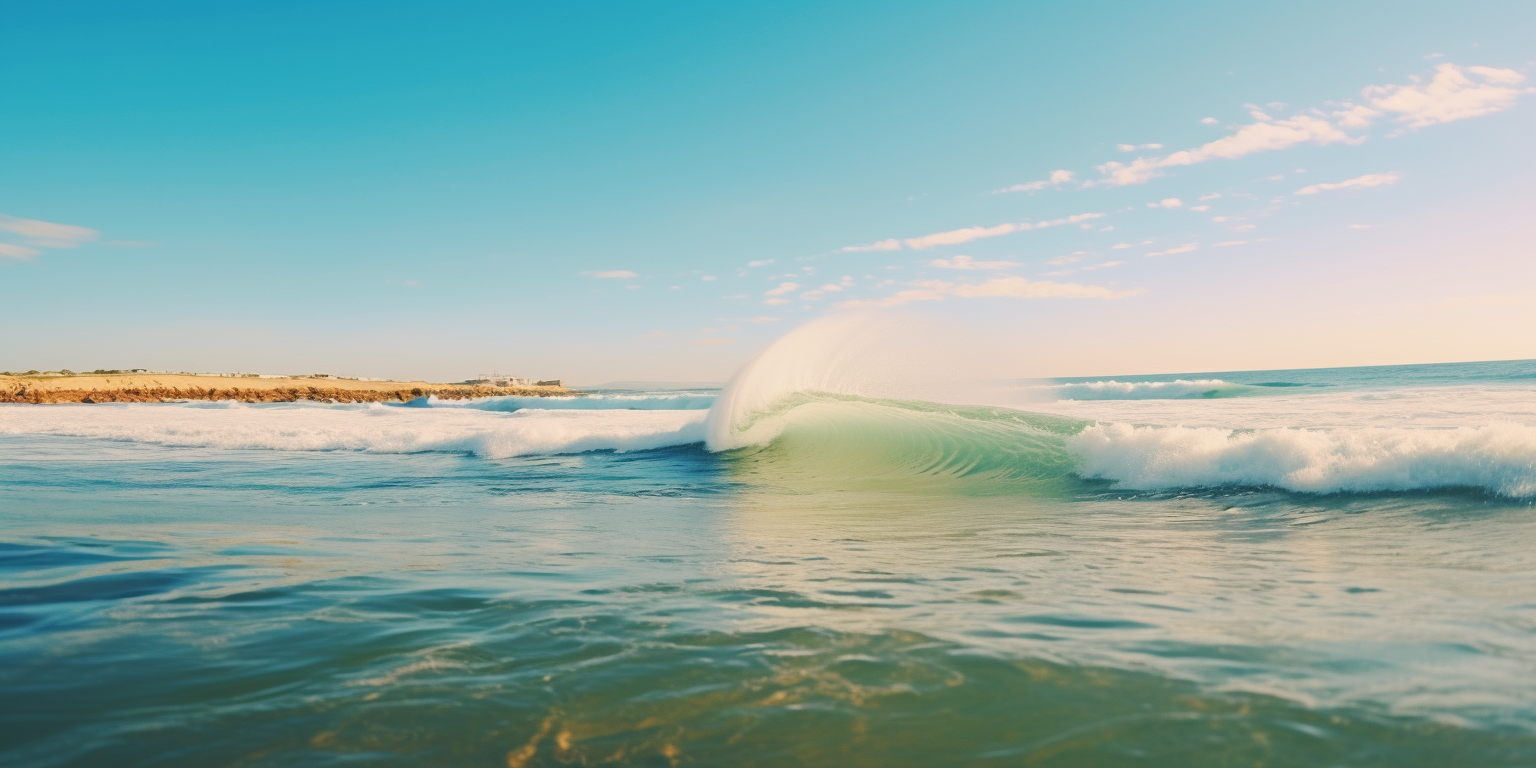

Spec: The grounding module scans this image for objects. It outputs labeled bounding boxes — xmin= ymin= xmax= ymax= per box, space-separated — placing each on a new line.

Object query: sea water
xmin=2 ymin=353 xmax=1535 ymax=765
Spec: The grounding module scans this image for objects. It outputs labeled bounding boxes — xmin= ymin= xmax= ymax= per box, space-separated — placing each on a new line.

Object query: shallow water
xmin=3 ymin=360 xmax=1536 ymax=766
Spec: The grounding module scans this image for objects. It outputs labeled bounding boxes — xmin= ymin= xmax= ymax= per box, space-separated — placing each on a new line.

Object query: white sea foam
xmin=1050 ymin=379 xmax=1251 ymax=400
xmin=0 ymin=403 xmax=706 ymax=458
xmin=1070 ymin=421 xmax=1536 ymax=497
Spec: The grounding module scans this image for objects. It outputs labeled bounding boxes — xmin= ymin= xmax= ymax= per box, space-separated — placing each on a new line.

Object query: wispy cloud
xmin=762 ymin=282 xmax=799 ymax=305
xmin=1295 ymin=172 xmax=1400 ymax=196
xmin=992 ymin=169 xmax=1075 ymax=194
xmin=929 ymin=255 xmax=1020 ymax=270
xmin=799 ymin=283 xmax=846 ymax=301
xmin=1146 ymin=243 xmax=1198 ymax=258
xmin=1092 ymin=111 xmax=1353 ymax=186
xmin=1082 ymin=260 xmax=1125 ymax=271
xmin=584 ymin=269 xmax=638 ymax=279
xmin=0 ymin=214 xmax=100 ymax=259
xmin=839 ymin=276 xmax=1140 ymax=308
xmin=1087 ymin=63 xmax=1526 ymax=187
xmin=0 ymin=214 xmax=100 ymax=249
xmin=900 ymin=212 xmax=1106 ymax=250
xmin=0 ymin=243 xmax=42 ymax=260
xmin=1116 ymin=143 xmax=1163 ymax=152
xmin=692 ymin=338 xmax=736 ymax=346
xmin=838 ymin=239 xmax=901 ymax=253
xmin=1358 ymin=64 xmax=1527 ymax=132
xmin=1148 ymin=198 xmax=1183 ymax=209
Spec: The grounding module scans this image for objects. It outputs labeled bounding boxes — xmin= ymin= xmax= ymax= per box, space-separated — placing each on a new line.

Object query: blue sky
xmin=3 ymin=2 xmax=1534 ymax=382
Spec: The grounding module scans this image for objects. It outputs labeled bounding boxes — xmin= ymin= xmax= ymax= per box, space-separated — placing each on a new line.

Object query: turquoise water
xmin=3 ymin=358 xmax=1536 ymax=766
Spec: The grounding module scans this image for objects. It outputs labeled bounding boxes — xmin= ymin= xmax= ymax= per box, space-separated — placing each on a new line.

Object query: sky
xmin=3 ymin=1 xmax=1534 ymax=383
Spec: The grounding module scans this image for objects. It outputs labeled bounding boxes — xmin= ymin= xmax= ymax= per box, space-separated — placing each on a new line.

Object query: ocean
xmin=3 ymin=334 xmax=1535 ymax=765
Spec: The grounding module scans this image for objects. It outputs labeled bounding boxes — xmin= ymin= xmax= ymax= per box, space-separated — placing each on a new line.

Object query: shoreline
xmin=0 ymin=373 xmax=579 ymax=404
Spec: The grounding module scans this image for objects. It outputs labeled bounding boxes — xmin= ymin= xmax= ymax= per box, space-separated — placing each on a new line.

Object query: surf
xmin=701 ymin=315 xmax=1536 ymax=498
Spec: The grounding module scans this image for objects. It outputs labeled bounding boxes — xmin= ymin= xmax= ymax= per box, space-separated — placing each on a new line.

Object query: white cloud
xmin=1116 ymin=143 xmax=1164 ymax=152
xmin=839 ymin=239 xmax=902 ymax=253
xmin=1189 ymin=205 xmax=1211 ymax=212
xmin=1146 ymin=243 xmax=1198 ymax=257
xmin=1362 ymin=64 xmax=1527 ymax=130
xmin=701 ymin=275 xmax=717 ymax=281
xmin=586 ymin=270 xmax=638 ymax=279
xmin=838 ymin=276 xmax=1141 ymax=308
xmin=930 ymin=254 xmax=1020 ymax=270
xmin=1199 ymin=193 xmax=1222 ymax=201
xmin=0 ymin=243 xmax=42 ymax=259
xmin=0 ymin=214 xmax=100 ymax=249
xmin=1148 ymin=198 xmax=1183 ymax=209
xmin=1082 ymin=260 xmax=1124 ymax=271
xmin=764 ymin=282 xmax=799 ymax=296
xmin=1092 ymin=110 xmax=1353 ymax=186
xmin=901 ymin=212 xmax=1105 ymax=250
xmin=1200 ymin=117 xmax=1219 ymax=125
xmin=1111 ymin=243 xmax=1132 ymax=250
xmin=993 ymin=169 xmax=1075 ymax=194
xmin=747 ymin=259 xmax=775 ymax=267
xmin=1295 ymin=172 xmax=1400 ymax=196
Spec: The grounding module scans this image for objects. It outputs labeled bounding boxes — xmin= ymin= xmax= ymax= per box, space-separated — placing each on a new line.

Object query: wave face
xmin=723 ymin=394 xmax=1084 ymax=494
xmin=0 ymin=402 xmax=706 ymax=459
xmin=1049 ymin=379 xmax=1256 ymax=400
xmin=1070 ymin=422 xmax=1536 ymax=497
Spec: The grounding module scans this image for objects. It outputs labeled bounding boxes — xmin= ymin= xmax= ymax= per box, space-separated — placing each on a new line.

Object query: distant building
xmin=466 ymin=372 xmax=536 ymax=387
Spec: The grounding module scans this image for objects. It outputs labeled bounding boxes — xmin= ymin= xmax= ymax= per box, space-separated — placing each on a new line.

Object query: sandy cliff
xmin=0 ymin=373 xmax=575 ymax=404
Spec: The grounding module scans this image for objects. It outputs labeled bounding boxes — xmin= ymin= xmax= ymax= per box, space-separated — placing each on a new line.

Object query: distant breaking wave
xmin=1049 ymin=379 xmax=1257 ymax=400
xmin=448 ymin=392 xmax=717 ymax=412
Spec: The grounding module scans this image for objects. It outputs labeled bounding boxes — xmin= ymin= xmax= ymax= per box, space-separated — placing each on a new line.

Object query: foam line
xmin=0 ymin=403 xmax=707 ymax=459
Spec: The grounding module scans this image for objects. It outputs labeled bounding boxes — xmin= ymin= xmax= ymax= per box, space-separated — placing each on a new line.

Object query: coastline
xmin=0 ymin=373 xmax=578 ymax=404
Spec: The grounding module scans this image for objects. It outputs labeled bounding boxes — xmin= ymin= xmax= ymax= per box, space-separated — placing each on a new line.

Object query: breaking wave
xmin=700 ymin=315 xmax=1536 ymax=497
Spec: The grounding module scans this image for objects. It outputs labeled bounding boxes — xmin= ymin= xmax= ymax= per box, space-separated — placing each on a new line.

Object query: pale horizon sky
xmin=3 ymin=2 xmax=1534 ymax=383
